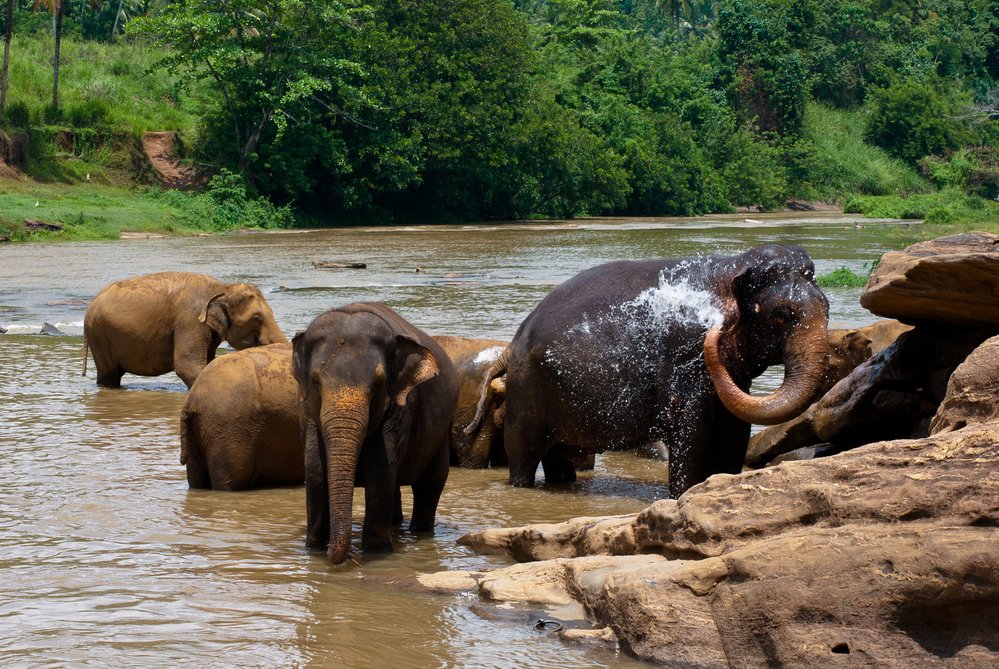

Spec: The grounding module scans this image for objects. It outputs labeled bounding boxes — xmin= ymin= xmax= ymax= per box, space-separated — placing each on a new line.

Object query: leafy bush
xmin=921 ymin=148 xmax=999 ymax=199
xmin=817 ymin=266 xmax=869 ymax=288
xmin=864 ymin=77 xmax=974 ymax=165
xmin=3 ymin=101 xmax=31 ymax=128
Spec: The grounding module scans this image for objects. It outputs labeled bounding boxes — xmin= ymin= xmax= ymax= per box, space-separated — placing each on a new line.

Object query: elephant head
xmin=292 ymin=306 xmax=440 ymax=565
xmin=703 ymin=245 xmax=829 ymax=425
xmin=199 ymin=283 xmax=287 ymax=349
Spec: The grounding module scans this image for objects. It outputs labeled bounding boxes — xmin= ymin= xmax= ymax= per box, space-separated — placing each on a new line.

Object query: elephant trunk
xmin=319 ymin=387 xmax=370 ymax=565
xmin=261 ymin=320 xmax=288 ymax=346
xmin=704 ymin=314 xmax=828 ymax=425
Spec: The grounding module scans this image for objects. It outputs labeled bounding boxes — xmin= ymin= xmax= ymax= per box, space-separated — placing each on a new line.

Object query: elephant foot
xmin=306 ymin=534 xmax=327 ymax=550
xmin=361 ymin=534 xmax=394 ymax=553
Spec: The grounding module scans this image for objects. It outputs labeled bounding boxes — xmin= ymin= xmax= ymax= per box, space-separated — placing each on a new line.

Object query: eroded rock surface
xmin=440 ymin=425 xmax=999 ymax=666
xmin=931 ymin=334 xmax=999 ymax=434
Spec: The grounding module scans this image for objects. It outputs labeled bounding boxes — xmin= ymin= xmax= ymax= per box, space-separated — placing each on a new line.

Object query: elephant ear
xmin=392 ymin=335 xmax=439 ymax=407
xmin=198 ymin=292 xmax=229 ymax=335
xmin=291 ymin=331 xmax=311 ymax=402
xmin=714 ymin=260 xmax=753 ymax=335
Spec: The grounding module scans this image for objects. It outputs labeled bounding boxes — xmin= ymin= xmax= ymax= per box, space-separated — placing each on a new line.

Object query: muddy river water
xmin=0 ymin=214 xmax=920 ymax=667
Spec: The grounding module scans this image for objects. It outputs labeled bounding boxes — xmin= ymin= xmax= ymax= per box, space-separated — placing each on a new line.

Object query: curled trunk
xmin=319 ymin=388 xmax=370 ymax=565
xmin=704 ymin=318 xmax=828 ymax=425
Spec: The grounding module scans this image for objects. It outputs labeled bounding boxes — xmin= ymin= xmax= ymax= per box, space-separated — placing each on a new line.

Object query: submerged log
xmin=312 ymin=260 xmax=366 ymax=270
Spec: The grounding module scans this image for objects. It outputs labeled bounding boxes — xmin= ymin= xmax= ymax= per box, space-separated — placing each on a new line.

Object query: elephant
xmin=292 ymin=302 xmax=459 ymax=565
xmin=468 ymin=244 xmax=829 ymax=499
xmin=432 ymin=335 xmax=508 ymax=468
xmin=83 ymin=272 xmax=287 ymax=388
xmin=180 ymin=343 xmax=303 ymax=491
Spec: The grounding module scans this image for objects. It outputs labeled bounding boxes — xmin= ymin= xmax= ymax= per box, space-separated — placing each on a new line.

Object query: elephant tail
xmin=180 ymin=407 xmax=212 ymax=489
xmin=463 ymin=344 xmax=512 ymax=438
xmin=179 ymin=407 xmax=193 ymax=466
xmin=81 ymin=339 xmax=89 ymax=377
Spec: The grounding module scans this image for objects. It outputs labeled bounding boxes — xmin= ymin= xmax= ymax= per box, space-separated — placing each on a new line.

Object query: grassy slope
xmin=6 ymin=34 xmax=201 ymax=134
xmin=0 ymin=34 xmax=237 ymax=241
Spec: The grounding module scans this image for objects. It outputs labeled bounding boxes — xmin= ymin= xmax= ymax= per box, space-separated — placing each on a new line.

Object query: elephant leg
xmin=410 ymin=444 xmax=449 ymax=534
xmin=361 ymin=484 xmax=396 ymax=553
xmin=173 ymin=329 xmax=214 ymax=388
xmin=708 ymin=409 xmax=751 ymax=478
xmin=303 ymin=420 xmax=330 ymax=550
xmin=185 ymin=457 xmax=211 ymax=489
xmin=393 ymin=488 xmax=404 ymax=526
xmin=541 ymin=447 xmax=577 ymax=485
xmin=666 ymin=402 xmax=749 ymax=498
xmin=504 ymin=403 xmax=546 ymax=487
xmin=92 ymin=349 xmax=124 ymax=387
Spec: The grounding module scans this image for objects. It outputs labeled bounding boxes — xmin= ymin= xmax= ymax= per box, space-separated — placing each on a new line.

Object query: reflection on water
xmin=0 ymin=216 xmax=920 ymax=666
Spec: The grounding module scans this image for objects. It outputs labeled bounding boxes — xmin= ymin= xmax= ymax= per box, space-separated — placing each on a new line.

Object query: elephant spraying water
xmin=467 ymin=244 xmax=829 ymax=498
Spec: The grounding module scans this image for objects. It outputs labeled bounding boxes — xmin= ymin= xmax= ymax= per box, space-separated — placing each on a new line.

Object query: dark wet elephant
xmin=471 ymin=244 xmax=829 ymax=498
xmin=181 ymin=343 xmax=302 ymax=491
xmin=292 ymin=303 xmax=459 ymax=565
xmin=83 ymin=271 xmax=286 ymax=388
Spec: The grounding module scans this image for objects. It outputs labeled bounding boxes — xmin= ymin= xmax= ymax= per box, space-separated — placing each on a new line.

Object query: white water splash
xmin=622 ymin=270 xmax=723 ymax=333
xmin=473 ymin=346 xmax=505 ymax=365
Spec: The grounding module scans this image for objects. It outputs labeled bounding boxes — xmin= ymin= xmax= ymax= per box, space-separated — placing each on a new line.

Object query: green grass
xmin=4 ymin=34 xmax=203 ymax=135
xmin=816 ymin=266 xmax=870 ymax=288
xmin=804 ymin=103 xmax=930 ymax=200
xmin=0 ymin=178 xmax=292 ymax=242
xmin=844 ymin=188 xmax=999 ymax=230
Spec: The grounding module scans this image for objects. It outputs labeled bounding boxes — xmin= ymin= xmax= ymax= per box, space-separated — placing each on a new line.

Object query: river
xmin=0 ymin=213 xmax=920 ymax=667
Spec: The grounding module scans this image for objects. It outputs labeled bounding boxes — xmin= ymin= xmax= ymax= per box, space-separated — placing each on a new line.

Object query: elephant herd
xmin=82 ymin=244 xmax=831 ymax=565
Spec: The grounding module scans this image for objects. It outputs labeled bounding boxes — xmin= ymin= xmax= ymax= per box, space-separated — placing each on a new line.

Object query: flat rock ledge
xmin=420 ymin=425 xmax=999 ymax=667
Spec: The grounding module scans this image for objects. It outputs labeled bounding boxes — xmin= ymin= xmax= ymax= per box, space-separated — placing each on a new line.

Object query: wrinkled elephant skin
xmin=433 ymin=335 xmax=508 ymax=468
xmin=181 ymin=343 xmax=302 ymax=491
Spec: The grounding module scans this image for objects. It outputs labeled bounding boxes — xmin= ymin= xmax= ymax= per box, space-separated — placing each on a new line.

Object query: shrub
xmin=864 ymin=77 xmax=974 ymax=165
xmin=66 ymin=99 xmax=111 ymax=127
xmin=3 ymin=101 xmax=31 ymax=129
xmin=817 ymin=266 xmax=869 ymax=288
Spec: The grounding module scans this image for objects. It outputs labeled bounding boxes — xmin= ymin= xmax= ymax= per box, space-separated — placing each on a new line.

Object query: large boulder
xmin=861 ymin=232 xmax=999 ymax=326
xmin=811 ymin=326 xmax=990 ymax=447
xmin=444 ymin=425 xmax=999 ymax=667
xmin=931 ymin=334 xmax=999 ymax=434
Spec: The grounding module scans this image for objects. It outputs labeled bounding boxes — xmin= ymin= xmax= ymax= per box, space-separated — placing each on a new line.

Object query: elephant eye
xmin=774 ymin=307 xmax=796 ymax=323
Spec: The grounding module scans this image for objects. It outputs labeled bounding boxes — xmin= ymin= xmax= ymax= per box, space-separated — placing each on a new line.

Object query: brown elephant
xmin=83 ymin=272 xmax=287 ymax=388
xmin=433 ymin=335 xmax=509 ymax=468
xmin=180 ymin=343 xmax=302 ymax=491
xmin=293 ymin=303 xmax=459 ymax=565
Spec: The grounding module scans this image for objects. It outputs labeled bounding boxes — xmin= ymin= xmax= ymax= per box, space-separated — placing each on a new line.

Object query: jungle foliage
xmin=1 ymin=0 xmax=997 ymax=224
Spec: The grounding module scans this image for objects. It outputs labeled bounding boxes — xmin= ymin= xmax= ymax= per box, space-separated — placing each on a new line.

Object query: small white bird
xmin=34 ymin=201 xmax=39 ymax=207
xmin=86 ymin=173 xmax=90 ymax=182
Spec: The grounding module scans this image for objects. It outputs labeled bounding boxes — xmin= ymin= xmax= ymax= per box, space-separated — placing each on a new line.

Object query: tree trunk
xmin=0 ymin=0 xmax=13 ymax=124
xmin=52 ymin=2 xmax=64 ymax=111
xmin=111 ymin=0 xmax=125 ymax=41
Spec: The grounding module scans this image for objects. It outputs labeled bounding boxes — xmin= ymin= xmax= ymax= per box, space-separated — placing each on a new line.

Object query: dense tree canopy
xmin=2 ymin=0 xmax=994 ymax=222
